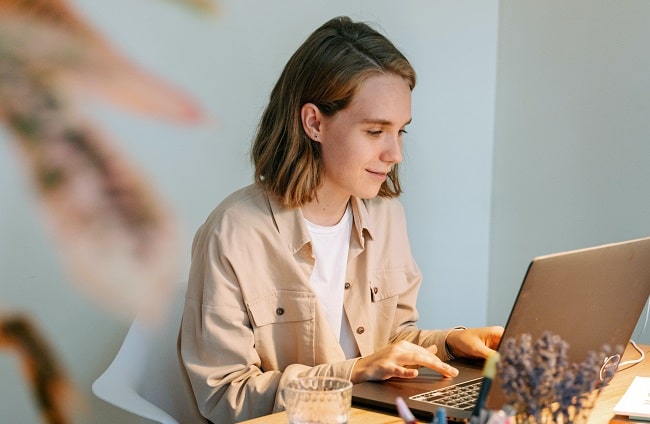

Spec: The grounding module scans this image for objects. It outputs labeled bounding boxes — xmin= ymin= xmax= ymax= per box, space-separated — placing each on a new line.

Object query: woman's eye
xmin=367 ymin=130 xmax=382 ymax=136
xmin=399 ymin=129 xmax=408 ymax=136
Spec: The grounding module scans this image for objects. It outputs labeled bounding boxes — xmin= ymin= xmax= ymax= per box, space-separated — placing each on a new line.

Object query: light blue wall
xmin=3 ymin=0 xmax=649 ymax=422
xmin=0 ymin=1 xmax=497 ymax=422
xmin=489 ymin=0 xmax=650 ymax=343
xmin=402 ymin=3 xmax=499 ymax=329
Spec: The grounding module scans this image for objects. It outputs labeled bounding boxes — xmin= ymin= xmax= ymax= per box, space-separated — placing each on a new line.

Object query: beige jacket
xmin=178 ymin=184 xmax=455 ymax=423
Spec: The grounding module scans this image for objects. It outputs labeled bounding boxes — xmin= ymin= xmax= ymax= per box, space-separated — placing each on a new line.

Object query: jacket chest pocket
xmin=369 ymin=271 xmax=405 ymax=302
xmin=367 ymin=272 xmax=404 ymax=330
xmin=246 ymin=290 xmax=316 ymax=369
xmin=246 ymin=290 xmax=315 ymax=327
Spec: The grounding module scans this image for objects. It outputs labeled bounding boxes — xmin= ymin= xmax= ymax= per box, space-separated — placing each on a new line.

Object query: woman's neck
xmin=302 ymin=194 xmax=351 ymax=227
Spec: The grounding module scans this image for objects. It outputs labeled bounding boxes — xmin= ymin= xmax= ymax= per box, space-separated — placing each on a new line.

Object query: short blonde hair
xmin=251 ymin=16 xmax=416 ymax=208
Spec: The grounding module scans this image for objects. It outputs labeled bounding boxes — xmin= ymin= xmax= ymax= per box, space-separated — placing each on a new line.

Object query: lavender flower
xmin=497 ymin=331 xmax=621 ymax=423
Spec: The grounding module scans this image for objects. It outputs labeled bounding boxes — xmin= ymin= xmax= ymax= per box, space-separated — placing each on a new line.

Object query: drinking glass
xmin=282 ymin=376 xmax=353 ymax=424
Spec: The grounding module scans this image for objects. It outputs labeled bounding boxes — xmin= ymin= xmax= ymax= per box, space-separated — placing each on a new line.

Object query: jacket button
xmin=344 ymin=282 xmax=351 ymax=289
xmin=356 ymin=327 xmax=365 ymax=334
xmin=276 ymin=307 xmax=284 ymax=316
xmin=372 ymin=287 xmax=378 ymax=294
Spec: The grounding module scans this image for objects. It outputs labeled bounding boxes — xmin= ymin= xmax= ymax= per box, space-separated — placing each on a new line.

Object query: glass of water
xmin=282 ymin=376 xmax=353 ymax=424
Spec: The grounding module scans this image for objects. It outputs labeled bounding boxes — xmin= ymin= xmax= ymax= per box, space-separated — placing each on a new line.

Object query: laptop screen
xmin=485 ymin=237 xmax=650 ymax=410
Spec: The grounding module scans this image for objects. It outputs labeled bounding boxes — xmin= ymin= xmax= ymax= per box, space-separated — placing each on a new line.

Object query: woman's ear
xmin=301 ymin=103 xmax=322 ymax=142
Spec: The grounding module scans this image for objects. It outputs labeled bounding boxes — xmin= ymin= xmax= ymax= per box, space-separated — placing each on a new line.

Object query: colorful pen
xmin=435 ymin=406 xmax=447 ymax=423
xmin=396 ymin=396 xmax=417 ymax=424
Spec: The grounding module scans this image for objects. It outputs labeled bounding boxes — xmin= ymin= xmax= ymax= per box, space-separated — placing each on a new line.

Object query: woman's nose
xmin=382 ymin=136 xmax=402 ymax=164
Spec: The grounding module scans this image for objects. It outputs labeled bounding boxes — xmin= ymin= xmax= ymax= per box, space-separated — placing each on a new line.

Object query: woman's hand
xmin=350 ymin=340 xmax=459 ymax=384
xmin=445 ymin=326 xmax=504 ymax=360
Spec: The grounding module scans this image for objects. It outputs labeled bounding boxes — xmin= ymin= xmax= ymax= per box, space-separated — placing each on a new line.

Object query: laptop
xmin=352 ymin=236 xmax=650 ymax=422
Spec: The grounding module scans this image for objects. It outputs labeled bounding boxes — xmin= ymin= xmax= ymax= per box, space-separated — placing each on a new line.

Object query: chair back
xmin=92 ymin=282 xmax=205 ymax=423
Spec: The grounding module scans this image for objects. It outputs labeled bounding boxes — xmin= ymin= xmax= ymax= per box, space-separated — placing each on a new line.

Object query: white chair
xmin=92 ymin=283 xmax=206 ymax=423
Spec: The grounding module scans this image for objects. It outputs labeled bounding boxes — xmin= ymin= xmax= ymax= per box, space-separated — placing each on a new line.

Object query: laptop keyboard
xmin=409 ymin=377 xmax=483 ymax=411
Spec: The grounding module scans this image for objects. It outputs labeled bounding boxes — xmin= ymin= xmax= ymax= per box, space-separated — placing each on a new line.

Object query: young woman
xmin=179 ymin=16 xmax=503 ymax=423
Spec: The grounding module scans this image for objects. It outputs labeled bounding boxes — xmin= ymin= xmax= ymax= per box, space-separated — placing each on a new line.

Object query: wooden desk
xmin=239 ymin=406 xmax=410 ymax=424
xmin=590 ymin=342 xmax=649 ymax=423
xmin=241 ymin=343 xmax=649 ymax=424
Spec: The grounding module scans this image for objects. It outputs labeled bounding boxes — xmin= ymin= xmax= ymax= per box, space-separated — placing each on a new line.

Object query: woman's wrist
xmin=444 ymin=326 xmax=467 ymax=360
xmin=348 ymin=357 xmax=364 ymax=384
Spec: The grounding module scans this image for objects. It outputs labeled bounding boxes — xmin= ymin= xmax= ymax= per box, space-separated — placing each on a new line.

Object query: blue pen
xmin=471 ymin=351 xmax=500 ymax=420
xmin=435 ymin=407 xmax=447 ymax=423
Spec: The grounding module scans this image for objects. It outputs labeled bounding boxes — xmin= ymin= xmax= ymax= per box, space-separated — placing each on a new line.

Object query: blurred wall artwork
xmin=0 ymin=0 xmax=215 ymax=422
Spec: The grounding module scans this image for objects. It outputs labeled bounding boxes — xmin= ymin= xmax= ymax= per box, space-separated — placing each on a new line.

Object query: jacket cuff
xmin=444 ymin=326 xmax=467 ymax=361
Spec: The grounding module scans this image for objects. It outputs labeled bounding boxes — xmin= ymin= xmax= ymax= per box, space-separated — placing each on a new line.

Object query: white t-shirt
xmin=304 ymin=204 xmax=358 ymax=359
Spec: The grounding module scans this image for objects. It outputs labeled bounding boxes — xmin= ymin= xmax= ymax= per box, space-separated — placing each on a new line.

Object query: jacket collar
xmin=266 ymin=191 xmax=375 ymax=254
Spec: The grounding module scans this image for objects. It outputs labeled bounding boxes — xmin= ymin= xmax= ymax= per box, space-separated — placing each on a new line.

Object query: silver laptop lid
xmin=485 ymin=237 xmax=650 ymax=410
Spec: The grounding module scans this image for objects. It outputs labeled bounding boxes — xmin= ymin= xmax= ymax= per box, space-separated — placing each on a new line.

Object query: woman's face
xmin=317 ymin=73 xmax=411 ymax=201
